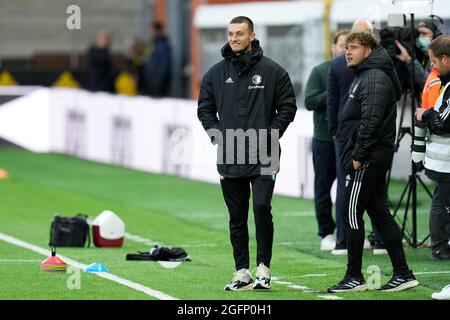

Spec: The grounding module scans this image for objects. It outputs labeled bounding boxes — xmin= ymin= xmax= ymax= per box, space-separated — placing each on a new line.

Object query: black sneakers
xmin=329 ymin=271 xmax=419 ymax=293
xmin=379 ymin=272 xmax=419 ymax=292
xmin=327 ymin=275 xmax=367 ymax=293
xmin=432 ymin=245 xmax=450 ymax=260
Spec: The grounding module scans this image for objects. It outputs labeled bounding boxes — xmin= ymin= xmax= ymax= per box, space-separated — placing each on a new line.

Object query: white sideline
xmin=0 ymin=232 xmax=177 ymax=300
xmin=414 ymin=271 xmax=450 ymax=275
xmin=317 ymin=295 xmax=344 ymax=300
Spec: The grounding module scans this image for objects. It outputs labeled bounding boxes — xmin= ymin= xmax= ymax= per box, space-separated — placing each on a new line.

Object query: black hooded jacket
xmin=337 ymin=45 xmax=402 ymax=172
xmin=197 ymin=40 xmax=297 ymax=177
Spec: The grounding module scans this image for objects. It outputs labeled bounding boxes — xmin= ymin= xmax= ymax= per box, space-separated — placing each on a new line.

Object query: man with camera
xmin=328 ymin=32 xmax=418 ymax=292
xmin=415 ymin=35 xmax=450 ymax=260
xmin=393 ymin=19 xmax=442 ymax=91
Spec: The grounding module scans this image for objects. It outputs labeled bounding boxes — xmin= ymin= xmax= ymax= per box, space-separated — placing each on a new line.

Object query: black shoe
xmin=432 ymin=245 xmax=450 ymax=260
xmin=327 ymin=275 xmax=367 ymax=293
xmin=379 ymin=272 xmax=419 ymax=292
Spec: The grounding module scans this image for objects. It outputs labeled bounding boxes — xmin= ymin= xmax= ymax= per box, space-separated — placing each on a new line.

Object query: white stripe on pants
xmin=348 ymin=168 xmax=366 ymax=230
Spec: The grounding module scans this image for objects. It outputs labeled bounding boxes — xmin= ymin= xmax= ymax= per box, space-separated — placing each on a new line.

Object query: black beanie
xmin=418 ymin=21 xmax=442 ymax=39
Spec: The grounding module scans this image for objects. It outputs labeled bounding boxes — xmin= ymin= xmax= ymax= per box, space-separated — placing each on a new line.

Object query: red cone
xmin=40 ymin=248 xmax=67 ymax=272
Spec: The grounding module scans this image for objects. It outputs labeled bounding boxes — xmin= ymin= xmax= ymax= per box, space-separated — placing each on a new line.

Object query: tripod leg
xmin=400 ymin=180 xmax=413 ymax=245
xmin=418 ymin=234 xmax=431 ymax=247
xmin=416 ymin=175 xmax=433 ymax=246
xmin=417 ymin=175 xmax=433 ymax=198
xmin=392 ymin=179 xmax=411 ymax=219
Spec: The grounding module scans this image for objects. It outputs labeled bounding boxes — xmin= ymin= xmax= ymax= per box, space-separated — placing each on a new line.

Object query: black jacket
xmin=197 ymin=40 xmax=297 ymax=177
xmin=143 ymin=36 xmax=172 ymax=96
xmin=87 ymin=46 xmax=113 ymax=92
xmin=338 ymin=45 xmax=402 ymax=172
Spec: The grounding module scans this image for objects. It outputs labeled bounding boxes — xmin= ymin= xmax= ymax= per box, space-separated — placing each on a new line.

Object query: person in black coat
xmin=197 ymin=16 xmax=296 ymax=291
xmin=86 ymin=30 xmax=113 ymax=92
xmin=328 ymin=32 xmax=418 ymax=293
xmin=142 ymin=22 xmax=172 ymax=97
xmin=327 ymin=20 xmax=388 ymax=254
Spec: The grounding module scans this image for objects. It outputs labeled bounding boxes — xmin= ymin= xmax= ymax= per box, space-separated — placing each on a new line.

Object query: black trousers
xmin=343 ymin=165 xmax=410 ymax=277
xmin=312 ymin=139 xmax=337 ymax=238
xmin=333 ymin=138 xmax=347 ymax=243
xmin=429 ymin=182 xmax=450 ymax=252
xmin=220 ymin=175 xmax=275 ymax=271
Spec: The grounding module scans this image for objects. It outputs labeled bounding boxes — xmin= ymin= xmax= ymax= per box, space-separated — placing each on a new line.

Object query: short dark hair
xmin=333 ymin=29 xmax=350 ymax=45
xmin=345 ymin=32 xmax=378 ymax=49
xmin=429 ymin=35 xmax=450 ymax=58
xmin=229 ymin=16 xmax=254 ymax=33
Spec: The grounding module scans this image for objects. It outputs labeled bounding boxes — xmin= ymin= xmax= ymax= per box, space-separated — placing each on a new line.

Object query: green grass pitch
xmin=0 ymin=148 xmax=447 ymax=300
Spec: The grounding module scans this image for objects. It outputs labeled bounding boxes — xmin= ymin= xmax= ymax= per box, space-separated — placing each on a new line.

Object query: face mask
xmin=416 ymin=37 xmax=432 ymax=52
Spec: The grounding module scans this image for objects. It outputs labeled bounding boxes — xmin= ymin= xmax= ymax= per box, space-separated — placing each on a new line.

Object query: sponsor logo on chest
xmin=249 ymin=74 xmax=264 ymax=90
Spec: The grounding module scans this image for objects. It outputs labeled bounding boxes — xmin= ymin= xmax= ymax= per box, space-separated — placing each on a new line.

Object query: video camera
xmin=379 ymin=26 xmax=422 ymax=94
xmin=379 ymin=27 xmax=419 ymax=60
xmin=379 ymin=14 xmax=442 ymax=94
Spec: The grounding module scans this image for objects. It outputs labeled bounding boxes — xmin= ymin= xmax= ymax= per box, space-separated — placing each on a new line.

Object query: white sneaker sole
xmin=329 ymin=284 xmax=368 ymax=293
xmin=331 ymin=250 xmax=348 ymax=255
xmin=432 ymin=292 xmax=450 ymax=300
xmin=373 ymin=249 xmax=388 ymax=255
xmin=381 ymin=280 xmax=419 ymax=292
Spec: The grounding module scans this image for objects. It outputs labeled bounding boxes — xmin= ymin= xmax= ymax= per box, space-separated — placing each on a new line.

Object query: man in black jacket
xmin=198 ymin=16 xmax=296 ymax=291
xmin=328 ymin=32 xmax=418 ymax=293
xmin=327 ymin=20 xmax=387 ymax=255
xmin=87 ymin=30 xmax=113 ymax=92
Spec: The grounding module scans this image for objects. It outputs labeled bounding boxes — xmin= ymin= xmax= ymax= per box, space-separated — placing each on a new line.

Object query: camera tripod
xmin=387 ymin=12 xmax=434 ymax=247
xmin=388 ymin=90 xmax=433 ymax=248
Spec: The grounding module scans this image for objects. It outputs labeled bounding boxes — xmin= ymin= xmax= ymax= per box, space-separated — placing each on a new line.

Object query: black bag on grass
xmin=126 ymin=245 xmax=191 ymax=261
xmin=49 ymin=214 xmax=90 ymax=247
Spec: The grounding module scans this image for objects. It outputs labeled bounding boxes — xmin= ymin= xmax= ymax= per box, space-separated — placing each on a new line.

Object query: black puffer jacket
xmin=338 ymin=45 xmax=402 ymax=172
xmin=197 ymin=40 xmax=297 ymax=177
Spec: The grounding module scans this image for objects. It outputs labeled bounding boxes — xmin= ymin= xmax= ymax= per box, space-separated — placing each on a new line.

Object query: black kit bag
xmin=49 ymin=214 xmax=90 ymax=247
xmin=126 ymin=245 xmax=191 ymax=262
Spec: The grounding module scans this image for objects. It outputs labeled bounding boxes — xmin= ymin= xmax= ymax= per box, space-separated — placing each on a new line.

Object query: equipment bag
xmin=49 ymin=214 xmax=90 ymax=247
